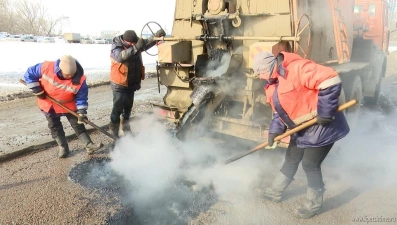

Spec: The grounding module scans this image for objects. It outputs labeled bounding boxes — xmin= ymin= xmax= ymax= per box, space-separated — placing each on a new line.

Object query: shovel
xmin=19 ymin=79 xmax=117 ymax=141
xmin=223 ymin=99 xmax=357 ymax=165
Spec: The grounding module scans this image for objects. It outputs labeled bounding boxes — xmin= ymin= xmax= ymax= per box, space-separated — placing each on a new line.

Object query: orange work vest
xmin=110 ymin=47 xmax=145 ymax=87
xmin=265 ymin=52 xmax=341 ymax=126
xmin=110 ymin=57 xmax=129 ymax=87
xmin=37 ymin=61 xmax=86 ymax=113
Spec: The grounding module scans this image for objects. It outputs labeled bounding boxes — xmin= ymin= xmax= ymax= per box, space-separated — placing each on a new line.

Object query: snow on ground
xmin=0 ymin=42 xmax=158 ymax=97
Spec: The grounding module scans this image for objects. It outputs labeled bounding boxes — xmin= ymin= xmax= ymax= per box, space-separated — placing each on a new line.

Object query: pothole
xmin=68 ymin=157 xmax=128 ymax=194
xmin=68 ymin=157 xmax=218 ymax=225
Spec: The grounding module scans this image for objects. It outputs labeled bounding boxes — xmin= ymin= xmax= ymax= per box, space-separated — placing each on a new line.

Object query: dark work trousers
xmin=110 ymin=90 xmax=135 ymax=124
xmin=44 ymin=109 xmax=87 ymax=139
xmin=280 ymin=141 xmax=333 ymax=189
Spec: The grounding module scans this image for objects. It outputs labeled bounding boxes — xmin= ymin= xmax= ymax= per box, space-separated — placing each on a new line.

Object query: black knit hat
xmin=123 ymin=30 xmax=138 ymax=43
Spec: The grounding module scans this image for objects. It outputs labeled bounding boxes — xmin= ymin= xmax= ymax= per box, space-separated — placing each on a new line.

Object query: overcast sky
xmin=17 ymin=0 xmax=176 ymax=36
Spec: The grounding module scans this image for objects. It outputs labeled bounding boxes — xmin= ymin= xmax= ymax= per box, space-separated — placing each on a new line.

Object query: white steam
xmin=109 ymin=116 xmax=183 ymax=202
xmin=108 ymin=115 xmax=273 ymax=223
xmin=205 ymin=53 xmax=231 ymax=77
xmin=178 ymin=139 xmax=268 ymax=196
xmin=110 ymin=115 xmax=268 ymax=199
xmin=325 ymin=104 xmax=397 ymax=189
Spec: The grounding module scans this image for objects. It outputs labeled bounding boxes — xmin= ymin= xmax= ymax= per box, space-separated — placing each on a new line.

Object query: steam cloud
xmin=108 ymin=115 xmax=274 ymax=224
xmin=325 ymin=95 xmax=397 ymax=189
xmin=205 ymin=53 xmax=231 ymax=77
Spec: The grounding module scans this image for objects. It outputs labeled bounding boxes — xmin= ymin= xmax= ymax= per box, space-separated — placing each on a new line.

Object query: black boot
xmin=109 ymin=122 xmax=120 ymax=139
xmin=119 ymin=118 xmax=131 ymax=136
xmin=55 ymin=135 xmax=70 ymax=158
xmin=263 ymin=172 xmax=294 ymax=203
xmin=294 ymin=187 xmax=325 ymax=219
xmin=78 ymin=133 xmax=103 ymax=155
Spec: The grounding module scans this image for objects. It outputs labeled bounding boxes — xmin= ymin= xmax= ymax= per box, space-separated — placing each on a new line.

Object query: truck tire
xmin=364 ymin=61 xmax=386 ymax=105
xmin=343 ymin=75 xmax=362 ymax=129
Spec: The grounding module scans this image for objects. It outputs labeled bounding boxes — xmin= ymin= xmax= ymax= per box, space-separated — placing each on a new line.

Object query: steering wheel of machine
xmin=140 ymin=21 xmax=165 ymax=56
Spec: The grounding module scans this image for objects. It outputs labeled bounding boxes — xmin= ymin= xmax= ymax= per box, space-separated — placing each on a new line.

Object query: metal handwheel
xmin=140 ymin=21 xmax=164 ymax=56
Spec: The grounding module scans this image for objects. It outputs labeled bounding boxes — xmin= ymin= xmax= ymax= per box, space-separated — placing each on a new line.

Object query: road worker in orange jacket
xmin=24 ymin=55 xmax=103 ymax=158
xmin=109 ymin=29 xmax=166 ymax=138
xmin=253 ymin=51 xmax=350 ymax=218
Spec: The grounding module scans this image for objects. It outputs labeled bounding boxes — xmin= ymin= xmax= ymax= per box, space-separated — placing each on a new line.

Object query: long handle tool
xmin=224 ymin=99 xmax=357 ymax=165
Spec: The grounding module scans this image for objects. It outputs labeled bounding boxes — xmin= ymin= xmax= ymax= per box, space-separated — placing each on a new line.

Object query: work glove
xmin=155 ymin=29 xmax=166 ymax=37
xmin=34 ymin=91 xmax=46 ymax=99
xmin=265 ymin=133 xmax=280 ymax=149
xmin=317 ymin=116 xmax=334 ymax=126
xmin=135 ymin=38 xmax=145 ymax=51
xmin=77 ymin=110 xmax=88 ymax=124
xmin=78 ymin=113 xmax=87 ymax=124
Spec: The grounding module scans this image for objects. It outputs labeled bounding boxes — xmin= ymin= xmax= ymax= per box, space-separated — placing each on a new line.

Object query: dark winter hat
xmin=123 ymin=30 xmax=138 ymax=43
xmin=59 ymin=55 xmax=77 ymax=75
xmin=253 ymin=51 xmax=276 ymax=75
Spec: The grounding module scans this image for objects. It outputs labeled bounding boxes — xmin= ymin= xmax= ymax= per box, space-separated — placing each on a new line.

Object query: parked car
xmin=35 ymin=36 xmax=44 ymax=43
xmin=0 ymin=32 xmax=10 ymax=39
xmin=42 ymin=37 xmax=55 ymax=43
xmin=5 ymin=35 xmax=21 ymax=41
xmin=94 ymin=38 xmax=106 ymax=44
xmin=81 ymin=37 xmax=93 ymax=44
xmin=105 ymin=38 xmax=113 ymax=44
xmin=20 ymin=36 xmax=37 ymax=42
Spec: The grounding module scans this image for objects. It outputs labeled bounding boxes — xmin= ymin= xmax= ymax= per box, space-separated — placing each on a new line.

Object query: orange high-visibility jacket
xmin=37 ymin=61 xmax=86 ymax=113
xmin=265 ymin=52 xmax=342 ymax=126
xmin=110 ymin=42 xmax=146 ymax=88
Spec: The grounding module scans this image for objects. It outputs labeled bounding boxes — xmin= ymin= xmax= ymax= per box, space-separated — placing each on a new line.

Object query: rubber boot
xmin=109 ymin=122 xmax=120 ymax=139
xmin=263 ymin=172 xmax=294 ymax=203
xmin=119 ymin=118 xmax=131 ymax=136
xmin=294 ymin=187 xmax=325 ymax=219
xmin=78 ymin=133 xmax=103 ymax=155
xmin=55 ymin=135 xmax=69 ymax=158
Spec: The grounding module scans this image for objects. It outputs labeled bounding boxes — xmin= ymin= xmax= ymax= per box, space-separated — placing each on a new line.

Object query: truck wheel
xmin=364 ymin=76 xmax=381 ymax=105
xmin=343 ymin=75 xmax=362 ymax=129
xmin=364 ymin=62 xmax=386 ymax=105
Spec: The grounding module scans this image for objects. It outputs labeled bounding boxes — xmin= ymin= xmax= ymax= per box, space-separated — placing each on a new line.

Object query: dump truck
xmin=146 ymin=0 xmax=390 ymax=146
xmin=63 ymin=33 xmax=81 ymax=43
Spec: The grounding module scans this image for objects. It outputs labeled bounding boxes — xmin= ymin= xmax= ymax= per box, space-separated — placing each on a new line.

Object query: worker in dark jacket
xmin=24 ymin=55 xmax=103 ymax=158
xmin=253 ymin=51 xmax=350 ymax=218
xmin=109 ymin=29 xmax=166 ymax=137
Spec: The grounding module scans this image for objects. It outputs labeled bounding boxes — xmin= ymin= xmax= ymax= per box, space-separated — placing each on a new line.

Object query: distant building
xmin=100 ymin=30 xmax=121 ymax=39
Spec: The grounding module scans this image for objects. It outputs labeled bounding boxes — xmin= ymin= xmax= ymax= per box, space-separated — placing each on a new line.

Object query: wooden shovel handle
xmin=224 ymin=99 xmax=357 ymax=164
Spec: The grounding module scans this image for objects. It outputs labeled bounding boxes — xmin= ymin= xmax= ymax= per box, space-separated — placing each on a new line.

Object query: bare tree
xmin=0 ymin=0 xmax=11 ymax=32
xmin=41 ymin=16 xmax=69 ymax=36
xmin=13 ymin=0 xmax=46 ymax=34
xmin=1 ymin=0 xmax=69 ymax=35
